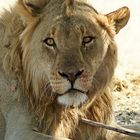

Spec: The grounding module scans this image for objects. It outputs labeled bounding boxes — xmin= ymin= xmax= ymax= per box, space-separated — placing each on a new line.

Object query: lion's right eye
xmin=43 ymin=38 xmax=56 ymax=47
xmin=82 ymin=36 xmax=96 ymax=46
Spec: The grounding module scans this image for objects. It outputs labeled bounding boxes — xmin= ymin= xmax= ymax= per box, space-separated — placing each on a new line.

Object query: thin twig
xmin=81 ymin=118 xmax=140 ymax=138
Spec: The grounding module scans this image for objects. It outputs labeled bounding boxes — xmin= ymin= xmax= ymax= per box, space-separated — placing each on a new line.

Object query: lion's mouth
xmin=57 ymin=88 xmax=88 ymax=107
xmin=60 ymin=88 xmax=85 ymax=96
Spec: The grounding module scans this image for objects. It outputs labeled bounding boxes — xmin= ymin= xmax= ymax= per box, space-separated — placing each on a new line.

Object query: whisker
xmin=93 ymin=77 xmax=100 ymax=89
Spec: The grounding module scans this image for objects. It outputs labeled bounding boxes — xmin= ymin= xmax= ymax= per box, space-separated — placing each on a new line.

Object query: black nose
xmin=58 ymin=69 xmax=84 ymax=83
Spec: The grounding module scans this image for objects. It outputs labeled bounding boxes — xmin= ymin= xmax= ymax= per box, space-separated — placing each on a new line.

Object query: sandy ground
xmin=0 ymin=0 xmax=140 ymax=129
xmin=113 ymin=74 xmax=140 ymax=129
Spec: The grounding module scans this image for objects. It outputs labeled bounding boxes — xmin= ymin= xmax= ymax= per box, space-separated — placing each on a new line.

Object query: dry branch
xmin=81 ymin=118 xmax=140 ymax=139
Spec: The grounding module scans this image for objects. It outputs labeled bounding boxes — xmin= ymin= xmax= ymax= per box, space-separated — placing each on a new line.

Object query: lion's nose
xmin=58 ymin=69 xmax=84 ymax=83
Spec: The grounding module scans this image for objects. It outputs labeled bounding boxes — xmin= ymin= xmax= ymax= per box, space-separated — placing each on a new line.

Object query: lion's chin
xmin=57 ymin=90 xmax=88 ymax=107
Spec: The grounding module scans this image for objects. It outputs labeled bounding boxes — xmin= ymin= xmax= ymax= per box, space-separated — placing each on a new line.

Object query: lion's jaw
xmin=57 ymin=90 xmax=88 ymax=107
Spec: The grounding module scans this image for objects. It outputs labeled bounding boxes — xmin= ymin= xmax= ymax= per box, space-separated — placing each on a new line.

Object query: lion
xmin=0 ymin=0 xmax=138 ymax=140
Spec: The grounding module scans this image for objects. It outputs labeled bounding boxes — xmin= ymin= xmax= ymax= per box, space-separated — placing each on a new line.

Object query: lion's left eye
xmin=82 ymin=36 xmax=96 ymax=45
xmin=43 ymin=38 xmax=56 ymax=47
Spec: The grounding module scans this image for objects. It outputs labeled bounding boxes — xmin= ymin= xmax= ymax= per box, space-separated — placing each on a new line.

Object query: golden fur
xmin=1 ymin=0 xmax=137 ymax=140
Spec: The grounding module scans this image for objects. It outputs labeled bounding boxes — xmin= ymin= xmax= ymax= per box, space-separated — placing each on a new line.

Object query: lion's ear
xmin=15 ymin=0 xmax=48 ymax=24
xmin=106 ymin=7 xmax=130 ymax=34
xmin=23 ymin=0 xmax=48 ymax=14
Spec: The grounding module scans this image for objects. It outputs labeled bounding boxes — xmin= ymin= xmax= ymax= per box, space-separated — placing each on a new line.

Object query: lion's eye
xmin=43 ymin=38 xmax=56 ymax=47
xmin=82 ymin=36 xmax=96 ymax=45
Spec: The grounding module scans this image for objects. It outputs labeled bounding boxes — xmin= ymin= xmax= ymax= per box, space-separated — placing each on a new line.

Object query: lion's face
xmin=18 ymin=0 xmax=130 ymax=107
xmin=25 ymin=15 xmax=109 ymax=106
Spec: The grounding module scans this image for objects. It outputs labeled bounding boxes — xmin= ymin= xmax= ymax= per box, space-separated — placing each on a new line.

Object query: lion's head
xmin=4 ymin=0 xmax=129 ymax=108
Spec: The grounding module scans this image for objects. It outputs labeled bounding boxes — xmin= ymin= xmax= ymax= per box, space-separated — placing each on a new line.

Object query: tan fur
xmin=0 ymin=0 xmax=138 ymax=140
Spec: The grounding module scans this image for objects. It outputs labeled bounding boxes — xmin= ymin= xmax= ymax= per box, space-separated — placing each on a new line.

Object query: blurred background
xmin=89 ymin=0 xmax=140 ymax=76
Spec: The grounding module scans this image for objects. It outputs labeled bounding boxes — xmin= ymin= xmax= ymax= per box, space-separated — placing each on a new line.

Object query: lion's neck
xmin=33 ymin=103 xmax=85 ymax=138
xmin=31 ymin=88 xmax=112 ymax=139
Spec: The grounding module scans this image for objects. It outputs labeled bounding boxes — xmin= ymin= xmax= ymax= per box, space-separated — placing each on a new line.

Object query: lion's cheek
xmin=74 ymin=73 xmax=93 ymax=92
xmin=50 ymin=79 xmax=71 ymax=94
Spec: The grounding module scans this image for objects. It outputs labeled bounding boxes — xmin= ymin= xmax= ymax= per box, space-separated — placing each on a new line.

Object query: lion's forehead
xmin=38 ymin=9 xmax=101 ymax=35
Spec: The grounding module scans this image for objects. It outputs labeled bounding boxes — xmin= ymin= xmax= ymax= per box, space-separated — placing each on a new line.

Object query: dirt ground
xmin=113 ymin=72 xmax=140 ymax=130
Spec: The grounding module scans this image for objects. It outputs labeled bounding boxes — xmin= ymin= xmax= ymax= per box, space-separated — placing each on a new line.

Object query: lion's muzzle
xmin=58 ymin=69 xmax=84 ymax=84
xmin=50 ymin=68 xmax=92 ymax=107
